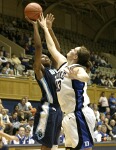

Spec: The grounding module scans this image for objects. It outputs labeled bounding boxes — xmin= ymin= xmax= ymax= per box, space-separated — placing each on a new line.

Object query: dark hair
xmin=77 ymin=46 xmax=91 ymax=69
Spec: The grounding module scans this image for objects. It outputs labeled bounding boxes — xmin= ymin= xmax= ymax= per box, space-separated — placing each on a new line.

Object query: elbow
xmin=84 ymin=74 xmax=90 ymax=82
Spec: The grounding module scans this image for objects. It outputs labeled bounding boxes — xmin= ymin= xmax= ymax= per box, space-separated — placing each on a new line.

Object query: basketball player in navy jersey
xmin=26 ymin=14 xmax=62 ymax=150
xmin=39 ymin=14 xmax=96 ymax=150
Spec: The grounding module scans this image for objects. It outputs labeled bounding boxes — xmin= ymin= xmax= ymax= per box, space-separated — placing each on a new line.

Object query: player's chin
xmin=43 ymin=62 xmax=51 ymax=67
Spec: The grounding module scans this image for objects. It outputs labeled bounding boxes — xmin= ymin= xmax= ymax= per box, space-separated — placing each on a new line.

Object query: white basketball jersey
xmin=55 ymin=63 xmax=90 ymax=114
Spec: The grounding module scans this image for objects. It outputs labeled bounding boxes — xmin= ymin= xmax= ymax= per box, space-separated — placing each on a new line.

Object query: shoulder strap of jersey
xmin=69 ymin=64 xmax=82 ymax=68
xmin=58 ymin=62 xmax=67 ymax=70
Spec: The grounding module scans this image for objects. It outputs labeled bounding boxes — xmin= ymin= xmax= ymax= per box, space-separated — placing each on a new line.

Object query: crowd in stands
xmin=1 ymin=45 xmax=116 ymax=89
xmin=88 ymin=51 xmax=116 ymax=88
xmin=0 ymin=47 xmax=34 ymax=78
xmin=0 ymin=91 xmax=115 ymax=145
xmin=92 ymin=91 xmax=116 ymax=142
xmin=0 ymin=15 xmax=116 ymax=88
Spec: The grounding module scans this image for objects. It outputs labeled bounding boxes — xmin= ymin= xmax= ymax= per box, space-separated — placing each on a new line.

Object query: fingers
xmin=25 ymin=16 xmax=31 ymax=22
xmin=39 ymin=12 xmax=44 ymax=21
xmin=25 ymin=16 xmax=37 ymax=25
xmin=46 ymin=13 xmax=55 ymax=22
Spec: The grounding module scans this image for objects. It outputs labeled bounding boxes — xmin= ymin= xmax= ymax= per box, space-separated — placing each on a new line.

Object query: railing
xmin=8 ymin=141 xmax=116 ymax=150
xmin=0 ymin=77 xmax=116 ymax=103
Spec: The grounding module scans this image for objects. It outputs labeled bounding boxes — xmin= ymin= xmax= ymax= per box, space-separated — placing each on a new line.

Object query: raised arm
xmin=46 ymin=13 xmax=61 ymax=68
xmin=26 ymin=17 xmax=43 ymax=79
xmin=46 ymin=14 xmax=61 ymax=52
xmin=38 ymin=13 xmax=66 ymax=69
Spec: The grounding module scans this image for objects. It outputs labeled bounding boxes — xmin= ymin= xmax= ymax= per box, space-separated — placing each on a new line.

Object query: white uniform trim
xmin=82 ymin=106 xmax=96 ymax=142
xmin=40 ymin=78 xmax=53 ymax=103
xmin=35 ymin=102 xmax=49 ymax=139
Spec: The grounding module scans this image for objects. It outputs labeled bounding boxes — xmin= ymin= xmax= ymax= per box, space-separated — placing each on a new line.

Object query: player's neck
xmin=67 ymin=60 xmax=77 ymax=66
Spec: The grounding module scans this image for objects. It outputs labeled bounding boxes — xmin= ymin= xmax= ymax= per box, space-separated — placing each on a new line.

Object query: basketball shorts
xmin=33 ymin=102 xmax=62 ymax=148
xmin=62 ymin=106 xmax=96 ymax=149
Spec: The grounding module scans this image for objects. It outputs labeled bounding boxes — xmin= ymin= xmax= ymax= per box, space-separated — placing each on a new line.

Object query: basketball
xmin=24 ymin=3 xmax=42 ymax=21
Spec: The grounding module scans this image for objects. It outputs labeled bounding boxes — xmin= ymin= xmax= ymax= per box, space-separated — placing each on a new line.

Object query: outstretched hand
xmin=46 ymin=13 xmax=55 ymax=29
xmin=38 ymin=13 xmax=47 ymax=29
xmin=64 ymin=67 xmax=79 ymax=79
xmin=25 ymin=16 xmax=37 ymax=26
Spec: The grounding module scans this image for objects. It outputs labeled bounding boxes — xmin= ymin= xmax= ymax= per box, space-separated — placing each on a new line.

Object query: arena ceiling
xmin=22 ymin=0 xmax=116 ymax=22
xmin=21 ymin=0 xmax=116 ymax=41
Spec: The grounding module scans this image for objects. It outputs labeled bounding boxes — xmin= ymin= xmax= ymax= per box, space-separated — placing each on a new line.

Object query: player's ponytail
xmin=77 ymin=46 xmax=91 ymax=69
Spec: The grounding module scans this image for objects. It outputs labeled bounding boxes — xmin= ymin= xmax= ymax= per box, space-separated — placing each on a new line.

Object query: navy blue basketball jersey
xmin=35 ymin=67 xmax=59 ymax=105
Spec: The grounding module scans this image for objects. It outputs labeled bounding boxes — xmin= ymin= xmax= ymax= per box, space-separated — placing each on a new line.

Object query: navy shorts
xmin=33 ymin=102 xmax=62 ymax=148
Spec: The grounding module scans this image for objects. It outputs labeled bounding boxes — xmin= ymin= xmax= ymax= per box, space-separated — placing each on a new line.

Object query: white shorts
xmin=62 ymin=106 xmax=96 ymax=149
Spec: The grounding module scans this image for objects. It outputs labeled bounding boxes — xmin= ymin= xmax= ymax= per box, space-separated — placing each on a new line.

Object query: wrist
xmin=48 ymin=28 xmax=52 ymax=30
xmin=44 ymin=27 xmax=49 ymax=31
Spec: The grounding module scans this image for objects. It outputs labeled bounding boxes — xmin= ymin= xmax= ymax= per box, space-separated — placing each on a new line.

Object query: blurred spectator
xmin=18 ymin=111 xmax=27 ymax=125
xmin=99 ymin=92 xmax=109 ymax=112
xmin=93 ymin=73 xmax=102 ymax=85
xmin=112 ymin=113 xmax=116 ymax=121
xmin=18 ymin=98 xmax=31 ymax=121
xmin=105 ymin=112 xmax=111 ymax=120
xmin=98 ymin=113 xmax=105 ymax=126
xmin=10 ymin=112 xmax=20 ymax=135
xmin=104 ymin=118 xmax=113 ymax=137
xmin=2 ymin=62 xmax=14 ymax=75
xmin=109 ymin=119 xmax=116 ymax=137
xmin=24 ymin=43 xmax=30 ymax=54
xmin=100 ymin=125 xmax=111 ymax=141
xmin=93 ymin=103 xmax=100 ymax=122
xmin=100 ymin=75 xmax=106 ymax=86
xmin=12 ymin=105 xmax=19 ymax=114
xmin=0 ymin=50 xmax=8 ymax=66
xmin=18 ymin=98 xmax=27 ymax=112
xmin=5 ymin=53 xmax=14 ymax=68
xmin=11 ymin=126 xmax=25 ymax=144
xmin=108 ymin=93 xmax=116 ymax=116
xmin=19 ymin=54 xmax=32 ymax=70
xmin=0 ymin=61 xmax=3 ymax=73
xmin=26 ymin=117 xmax=34 ymax=137
xmin=24 ymin=96 xmax=32 ymax=111
xmin=25 ymin=126 xmax=35 ymax=144
xmin=1 ymin=109 xmax=13 ymax=135
xmin=93 ymin=125 xmax=102 ymax=142
xmin=104 ymin=77 xmax=113 ymax=88
xmin=11 ymin=54 xmax=25 ymax=74
xmin=29 ymin=43 xmax=35 ymax=55
xmin=13 ymin=64 xmax=21 ymax=76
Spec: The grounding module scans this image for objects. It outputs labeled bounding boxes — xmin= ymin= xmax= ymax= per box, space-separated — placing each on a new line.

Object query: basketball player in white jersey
xmin=39 ymin=14 xmax=96 ymax=150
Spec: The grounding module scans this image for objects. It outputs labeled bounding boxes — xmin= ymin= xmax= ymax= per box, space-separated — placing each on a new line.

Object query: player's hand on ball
xmin=46 ymin=13 xmax=55 ymax=29
xmin=25 ymin=16 xmax=37 ymax=25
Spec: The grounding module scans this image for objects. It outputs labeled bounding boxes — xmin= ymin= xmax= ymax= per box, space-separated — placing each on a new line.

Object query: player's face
xmin=41 ymin=54 xmax=51 ymax=67
xmin=67 ymin=47 xmax=81 ymax=60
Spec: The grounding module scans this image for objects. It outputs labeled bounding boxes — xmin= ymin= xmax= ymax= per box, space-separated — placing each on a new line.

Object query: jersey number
xmin=56 ymin=80 xmax=61 ymax=91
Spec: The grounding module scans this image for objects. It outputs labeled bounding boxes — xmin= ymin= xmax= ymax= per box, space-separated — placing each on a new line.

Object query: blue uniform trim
xmin=72 ymin=80 xmax=85 ymax=110
xmin=75 ymin=111 xmax=93 ymax=149
xmin=72 ymin=78 xmax=93 ymax=149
